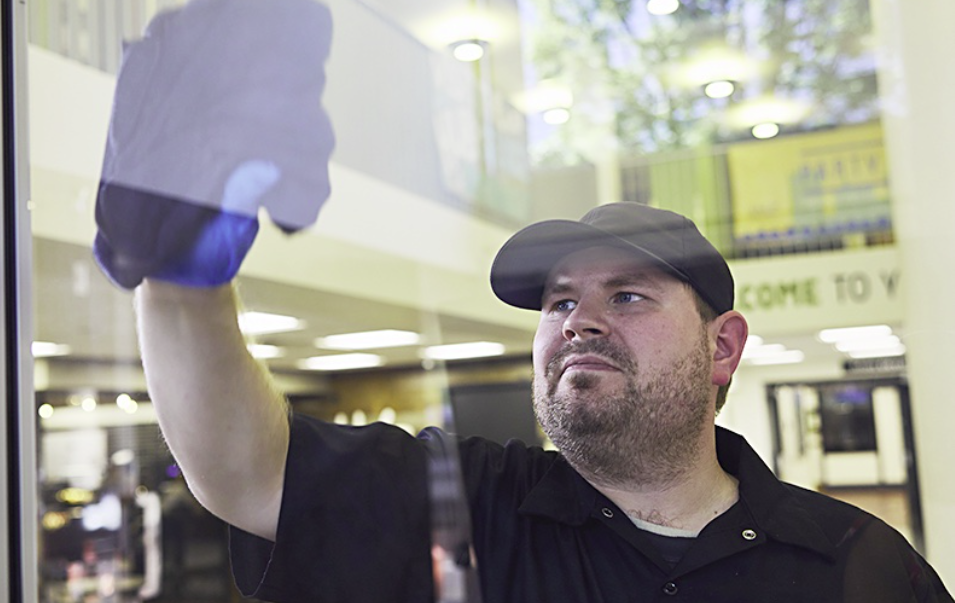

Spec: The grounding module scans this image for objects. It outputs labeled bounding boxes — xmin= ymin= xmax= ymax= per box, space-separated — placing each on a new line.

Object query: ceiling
xmin=32 ymin=237 xmax=540 ymax=379
xmin=27 ymin=0 xmax=887 ymax=390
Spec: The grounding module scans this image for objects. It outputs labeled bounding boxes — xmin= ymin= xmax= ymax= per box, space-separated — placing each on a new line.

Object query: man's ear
xmin=709 ymin=311 xmax=748 ymax=387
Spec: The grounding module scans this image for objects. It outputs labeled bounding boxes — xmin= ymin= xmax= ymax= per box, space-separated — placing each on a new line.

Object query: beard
xmin=533 ymin=330 xmax=713 ymax=489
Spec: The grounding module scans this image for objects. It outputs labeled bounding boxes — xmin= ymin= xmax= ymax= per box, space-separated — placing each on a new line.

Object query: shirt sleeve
xmin=842 ymin=516 xmax=954 ymax=603
xmin=228 ymin=413 xmax=436 ymax=603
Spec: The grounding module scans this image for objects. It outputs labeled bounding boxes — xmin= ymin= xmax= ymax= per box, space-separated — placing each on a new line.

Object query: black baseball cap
xmin=490 ymin=203 xmax=734 ymax=314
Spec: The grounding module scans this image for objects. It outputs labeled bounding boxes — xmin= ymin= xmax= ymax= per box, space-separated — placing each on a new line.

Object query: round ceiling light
xmin=451 ymin=40 xmax=486 ymax=62
xmin=647 ymin=0 xmax=680 ymax=16
xmin=752 ymin=122 xmax=780 ymax=139
xmin=704 ymin=80 xmax=735 ymax=99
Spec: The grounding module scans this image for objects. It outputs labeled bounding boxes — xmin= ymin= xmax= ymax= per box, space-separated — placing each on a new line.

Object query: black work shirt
xmin=230 ymin=414 xmax=953 ymax=603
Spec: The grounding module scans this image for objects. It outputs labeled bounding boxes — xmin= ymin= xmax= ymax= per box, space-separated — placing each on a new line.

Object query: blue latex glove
xmin=93 ymin=0 xmax=333 ymax=289
xmin=94 ymin=160 xmax=279 ymax=288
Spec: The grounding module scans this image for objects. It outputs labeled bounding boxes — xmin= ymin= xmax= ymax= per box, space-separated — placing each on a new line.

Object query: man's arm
xmin=136 ymin=279 xmax=289 ymax=541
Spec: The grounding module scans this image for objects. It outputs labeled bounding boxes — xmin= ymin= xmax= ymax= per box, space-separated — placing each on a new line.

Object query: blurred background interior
xmin=15 ymin=0 xmax=955 ymax=600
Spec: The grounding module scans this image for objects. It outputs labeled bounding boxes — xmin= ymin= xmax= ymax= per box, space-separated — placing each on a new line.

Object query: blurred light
xmin=248 ymin=344 xmax=285 ymax=359
xmin=82 ymin=493 xmax=122 ymax=531
xmin=818 ymin=324 xmax=893 ymax=343
xmin=111 ymin=449 xmax=135 ymax=466
xmin=752 ymin=122 xmax=780 ymax=139
xmin=351 ymin=409 xmax=368 ymax=426
xmin=745 ymin=335 xmax=764 ymax=347
xmin=647 ymin=0 xmax=679 ymax=15
xmin=847 ymin=345 xmax=906 ymax=359
xmin=422 ymin=341 xmax=505 ymax=360
xmin=835 ymin=335 xmax=901 ymax=352
xmin=378 ymin=406 xmax=397 ymax=424
xmin=542 ymin=107 xmax=571 ymax=125
xmin=115 ymin=393 xmax=134 ymax=409
xmin=238 ymin=311 xmax=304 ymax=335
xmin=333 ymin=412 xmax=349 ymax=425
xmin=451 ymin=39 xmax=486 ymax=62
xmin=317 ymin=329 xmax=420 ymax=350
xmin=38 ymin=404 xmax=54 ymax=419
xmin=56 ymin=487 xmax=95 ymax=505
xmin=704 ymin=80 xmax=735 ymax=99
xmin=297 ymin=353 xmax=384 ymax=371
xmin=42 ymin=512 xmax=70 ymax=531
xmin=419 ymin=11 xmax=504 ymax=50
xmin=81 ymin=396 xmax=97 ymax=412
xmin=511 ymin=81 xmax=574 ymax=115
xmin=32 ymin=341 xmax=71 ymax=357
xmin=741 ymin=343 xmax=787 ymax=360
xmin=747 ymin=350 xmax=805 ymax=365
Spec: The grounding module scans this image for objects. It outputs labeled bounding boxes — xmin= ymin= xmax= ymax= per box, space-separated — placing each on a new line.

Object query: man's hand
xmin=93 ymin=0 xmax=334 ymax=290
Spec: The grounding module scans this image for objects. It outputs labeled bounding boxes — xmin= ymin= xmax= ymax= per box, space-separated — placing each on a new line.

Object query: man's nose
xmin=562 ymin=299 xmax=608 ymax=342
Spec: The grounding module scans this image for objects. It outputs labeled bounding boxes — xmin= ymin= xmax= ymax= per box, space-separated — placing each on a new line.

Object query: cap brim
xmin=490 ymin=219 xmax=689 ymax=310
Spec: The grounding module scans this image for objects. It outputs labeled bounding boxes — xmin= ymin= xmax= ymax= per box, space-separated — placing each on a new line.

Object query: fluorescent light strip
xmin=835 ymin=336 xmax=901 ymax=353
xmin=818 ymin=324 xmax=892 ymax=344
xmin=741 ymin=343 xmax=786 ymax=359
xmin=33 ymin=341 xmax=71 ymax=357
xmin=747 ymin=350 xmax=805 ymax=365
xmin=316 ymin=329 xmax=420 ymax=350
xmin=238 ymin=311 xmax=304 ymax=336
xmin=248 ymin=344 xmax=285 ymax=359
xmin=297 ymin=353 xmax=384 ymax=371
xmin=422 ymin=342 xmax=505 ymax=361
xmin=847 ymin=346 xmax=906 ymax=359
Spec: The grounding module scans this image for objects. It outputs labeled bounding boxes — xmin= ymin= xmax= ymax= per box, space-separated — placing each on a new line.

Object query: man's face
xmin=531 ymin=245 xmax=717 ymax=487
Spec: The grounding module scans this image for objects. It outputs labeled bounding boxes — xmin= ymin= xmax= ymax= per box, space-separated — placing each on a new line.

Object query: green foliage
xmin=523 ymin=0 xmax=879 ymax=166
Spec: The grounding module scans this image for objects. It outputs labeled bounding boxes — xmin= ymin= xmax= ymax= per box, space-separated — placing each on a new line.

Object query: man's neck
xmin=585 ymin=448 xmax=739 ymax=536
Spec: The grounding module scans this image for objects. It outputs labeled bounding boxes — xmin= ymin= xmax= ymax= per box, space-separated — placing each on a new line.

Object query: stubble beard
xmin=533 ymin=332 xmax=713 ymax=489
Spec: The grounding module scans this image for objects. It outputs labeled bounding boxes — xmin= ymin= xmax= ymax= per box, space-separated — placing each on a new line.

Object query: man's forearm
xmin=136 ymin=279 xmax=289 ymax=541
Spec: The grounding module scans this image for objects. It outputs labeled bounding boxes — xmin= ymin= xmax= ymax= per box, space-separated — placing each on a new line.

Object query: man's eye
xmin=613 ymin=292 xmax=644 ymax=304
xmin=553 ymin=299 xmax=577 ymax=312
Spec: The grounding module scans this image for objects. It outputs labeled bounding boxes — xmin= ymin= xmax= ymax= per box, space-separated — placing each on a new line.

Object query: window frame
xmin=2 ymin=0 xmax=38 ymax=600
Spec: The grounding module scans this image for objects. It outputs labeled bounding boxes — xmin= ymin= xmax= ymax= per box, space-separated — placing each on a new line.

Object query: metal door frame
xmin=2 ymin=0 xmax=37 ymax=601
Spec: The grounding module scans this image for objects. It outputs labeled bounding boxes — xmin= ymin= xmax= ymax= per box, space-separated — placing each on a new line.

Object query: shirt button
xmin=742 ymin=529 xmax=757 ymax=541
xmin=662 ymin=582 xmax=678 ymax=596
xmin=601 ymin=507 xmax=614 ymax=518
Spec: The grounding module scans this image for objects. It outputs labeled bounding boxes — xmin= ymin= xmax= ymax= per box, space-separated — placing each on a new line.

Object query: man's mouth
xmin=560 ymin=355 xmax=620 ymax=377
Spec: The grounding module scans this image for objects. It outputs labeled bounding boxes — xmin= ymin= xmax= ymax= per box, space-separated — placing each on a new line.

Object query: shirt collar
xmin=518 ymin=427 xmax=837 ymax=560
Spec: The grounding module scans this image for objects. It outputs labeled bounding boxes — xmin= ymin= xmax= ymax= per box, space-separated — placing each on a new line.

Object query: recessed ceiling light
xmin=835 ymin=335 xmax=901 ymax=353
xmin=32 ymin=341 xmax=71 ymax=358
xmin=818 ymin=324 xmax=892 ymax=343
xmin=297 ymin=353 xmax=384 ymax=371
xmin=752 ymin=122 xmax=780 ymax=139
xmin=247 ymin=344 xmax=285 ymax=359
xmin=238 ymin=311 xmax=304 ymax=336
xmin=451 ymin=39 xmax=486 ymax=62
xmin=316 ymin=329 xmax=421 ymax=350
xmin=747 ymin=350 xmax=805 ymax=365
xmin=704 ymin=80 xmax=735 ymax=99
xmin=422 ymin=342 xmax=505 ymax=360
xmin=647 ymin=0 xmax=680 ymax=16
xmin=847 ymin=345 xmax=906 ymax=359
xmin=741 ymin=343 xmax=787 ymax=360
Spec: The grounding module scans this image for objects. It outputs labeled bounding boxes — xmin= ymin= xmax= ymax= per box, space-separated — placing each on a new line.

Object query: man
xmin=134 ymin=203 xmax=952 ymax=602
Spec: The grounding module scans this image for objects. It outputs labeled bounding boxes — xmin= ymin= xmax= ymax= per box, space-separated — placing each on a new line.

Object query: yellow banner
xmin=728 ymin=122 xmax=890 ymax=240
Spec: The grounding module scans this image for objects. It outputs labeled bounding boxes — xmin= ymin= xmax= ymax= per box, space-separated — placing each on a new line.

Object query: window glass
xmin=24 ymin=0 xmax=953 ymax=599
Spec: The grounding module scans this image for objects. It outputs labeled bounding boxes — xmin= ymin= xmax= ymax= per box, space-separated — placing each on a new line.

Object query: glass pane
xmin=24 ymin=0 xmax=954 ymax=600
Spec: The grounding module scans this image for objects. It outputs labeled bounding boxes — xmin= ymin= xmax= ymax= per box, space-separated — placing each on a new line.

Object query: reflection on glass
xmin=25 ymin=0 xmax=951 ymax=599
